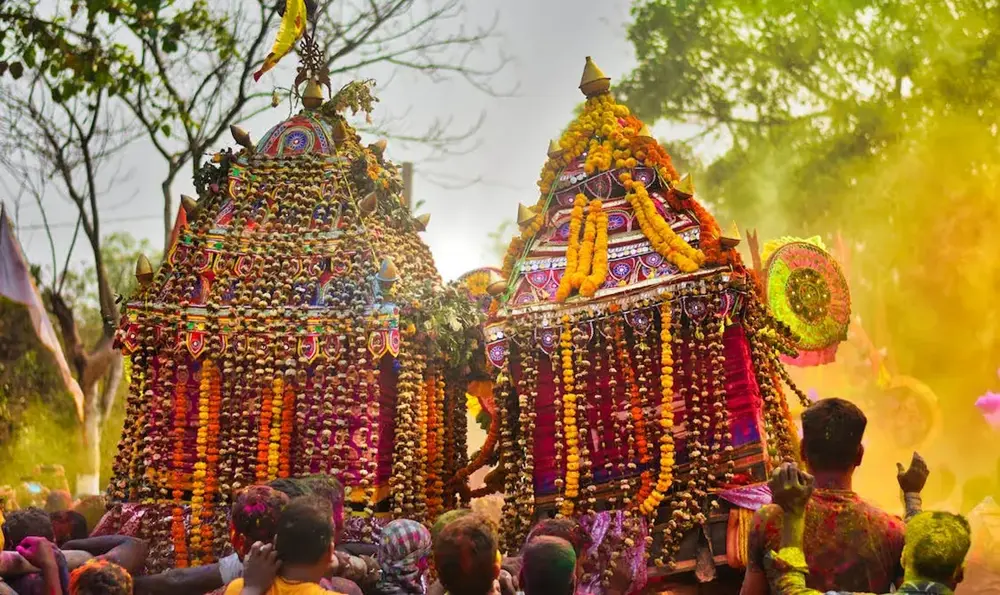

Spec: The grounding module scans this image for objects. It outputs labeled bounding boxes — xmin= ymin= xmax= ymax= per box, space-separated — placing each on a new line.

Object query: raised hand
xmin=14 ymin=536 xmax=57 ymax=574
xmin=768 ymin=463 xmax=815 ymax=514
xmin=242 ymin=541 xmax=280 ymax=595
xmin=896 ymin=452 xmax=930 ymax=494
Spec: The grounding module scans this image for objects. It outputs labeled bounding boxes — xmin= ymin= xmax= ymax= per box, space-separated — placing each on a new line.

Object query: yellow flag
xmin=253 ymin=0 xmax=307 ymax=81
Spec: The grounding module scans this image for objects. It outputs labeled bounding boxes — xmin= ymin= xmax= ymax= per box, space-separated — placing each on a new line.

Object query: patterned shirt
xmin=748 ymin=489 xmax=905 ymax=593
xmin=764 ymin=547 xmax=952 ymax=595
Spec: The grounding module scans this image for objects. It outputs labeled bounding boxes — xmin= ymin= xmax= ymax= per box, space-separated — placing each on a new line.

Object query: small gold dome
xmin=230 ymin=125 xmax=253 ymax=150
xmin=517 ymin=203 xmax=538 ymax=228
xmin=415 ymin=213 xmax=431 ymax=232
xmin=135 ymin=254 xmax=154 ymax=286
xmin=302 ymin=79 xmax=324 ymax=110
xmin=580 ymin=56 xmax=611 ymax=98
xmin=721 ymin=221 xmax=742 ymax=249
xmin=674 ymin=173 xmax=695 ymax=197
xmin=359 ymin=192 xmax=378 ymax=216
xmin=180 ymin=195 xmax=198 ymax=214
xmin=547 ymin=139 xmax=564 ymax=159
xmin=486 ymin=270 xmax=507 ymax=296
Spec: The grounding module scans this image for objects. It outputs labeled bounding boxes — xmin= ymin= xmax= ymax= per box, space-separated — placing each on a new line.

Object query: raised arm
xmin=896 ymin=452 xmax=929 ymax=521
xmin=762 ymin=464 xmax=831 ymax=595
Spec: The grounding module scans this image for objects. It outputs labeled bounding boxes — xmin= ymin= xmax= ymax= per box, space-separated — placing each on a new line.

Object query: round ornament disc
xmin=764 ymin=241 xmax=851 ymax=353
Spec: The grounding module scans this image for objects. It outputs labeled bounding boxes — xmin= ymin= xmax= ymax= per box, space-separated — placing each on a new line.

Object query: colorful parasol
xmin=764 ymin=240 xmax=851 ymax=366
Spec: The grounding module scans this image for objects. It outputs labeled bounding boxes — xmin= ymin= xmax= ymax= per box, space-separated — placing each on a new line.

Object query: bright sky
xmin=10 ymin=0 xmax=648 ymax=283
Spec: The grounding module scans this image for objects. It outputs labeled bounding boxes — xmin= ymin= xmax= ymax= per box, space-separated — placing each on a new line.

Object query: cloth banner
xmin=0 ymin=206 xmax=84 ymax=419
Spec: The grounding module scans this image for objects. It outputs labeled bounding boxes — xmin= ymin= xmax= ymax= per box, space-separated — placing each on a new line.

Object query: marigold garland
xmin=619 ymin=172 xmax=705 ymax=273
xmin=572 ymin=199 xmax=600 ymax=289
xmin=189 ymin=362 xmax=212 ymax=562
xmin=268 ymin=376 xmax=284 ymax=480
xmin=170 ymin=365 xmax=190 ymax=568
xmin=641 ymin=302 xmax=675 ymax=515
xmin=559 ymin=317 xmax=579 ymax=516
xmin=581 ymin=208 xmax=609 ymax=298
xmin=256 ymin=383 xmax=273 ymax=482
xmin=556 ymin=195 xmax=588 ymax=301
xmin=201 ymin=361 xmax=221 ymax=563
xmin=279 ymin=380 xmax=295 ymax=478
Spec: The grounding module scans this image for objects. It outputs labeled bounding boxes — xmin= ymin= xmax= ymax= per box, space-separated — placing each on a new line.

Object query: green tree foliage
xmin=622 ymin=0 xmax=1000 ymax=437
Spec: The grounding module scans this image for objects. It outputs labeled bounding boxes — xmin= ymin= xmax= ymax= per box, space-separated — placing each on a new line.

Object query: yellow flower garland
xmin=581 ymin=209 xmax=608 ymax=297
xmin=640 ymin=303 xmax=676 ymax=515
xmin=268 ymin=376 xmax=284 ymax=479
xmin=559 ymin=317 xmax=579 ymax=516
xmin=555 ymin=195 xmax=588 ymax=301
xmin=572 ymin=199 xmax=600 ymax=289
xmin=619 ymin=172 xmax=704 ymax=272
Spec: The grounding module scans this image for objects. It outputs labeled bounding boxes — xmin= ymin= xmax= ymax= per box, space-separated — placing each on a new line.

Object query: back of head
xmin=70 ymin=558 xmax=133 ymax=595
xmin=523 ymin=517 xmax=591 ymax=558
xmin=275 ymin=496 xmax=333 ymax=567
xmin=520 ymin=536 xmax=576 ymax=595
xmin=431 ymin=509 xmax=471 ymax=546
xmin=2 ymin=507 xmax=54 ymax=550
xmin=905 ymin=511 xmax=971 ymax=584
xmin=72 ymin=495 xmax=107 ymax=535
xmin=231 ymin=485 xmax=290 ymax=545
xmin=268 ymin=477 xmax=310 ymax=499
xmin=434 ymin=514 xmax=498 ymax=595
xmin=50 ymin=510 xmax=89 ymax=546
xmin=800 ymin=397 xmax=867 ymax=472
xmin=299 ymin=474 xmax=344 ymax=509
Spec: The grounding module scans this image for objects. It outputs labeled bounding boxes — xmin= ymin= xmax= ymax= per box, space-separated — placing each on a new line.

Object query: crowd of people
xmin=1 ymin=397 xmax=998 ymax=594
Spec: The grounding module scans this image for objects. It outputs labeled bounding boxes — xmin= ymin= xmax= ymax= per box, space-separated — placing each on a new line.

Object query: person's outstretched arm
xmin=133 ymin=563 xmax=223 ymax=595
xmin=61 ymin=535 xmax=149 ymax=575
xmin=896 ymin=452 xmax=929 ymax=521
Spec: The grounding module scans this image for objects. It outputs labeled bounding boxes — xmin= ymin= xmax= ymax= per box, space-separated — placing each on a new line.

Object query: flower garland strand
xmin=619 ymin=172 xmax=704 ymax=272
xmin=641 ymin=301 xmax=675 ymax=515
xmin=559 ymin=316 xmax=580 ymax=516
xmin=202 ymin=360 xmax=222 ymax=563
xmin=189 ymin=362 xmax=212 ymax=563
xmin=571 ymin=200 xmax=600 ymax=289
xmin=513 ymin=345 xmax=538 ymax=544
xmin=556 ymin=195 xmax=588 ymax=302
xmin=170 ymin=364 xmax=190 ymax=568
xmin=255 ymin=383 xmax=273 ymax=482
xmin=268 ymin=376 xmax=284 ymax=480
xmin=279 ymin=379 xmax=295 ymax=478
xmin=581 ymin=208 xmax=609 ymax=298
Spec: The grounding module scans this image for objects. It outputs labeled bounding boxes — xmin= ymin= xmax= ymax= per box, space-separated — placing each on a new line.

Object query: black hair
xmin=434 ymin=514 xmax=498 ymax=595
xmin=800 ymin=397 xmax=867 ymax=472
xmin=300 ymin=474 xmax=344 ymax=508
xmin=275 ymin=496 xmax=333 ymax=566
xmin=49 ymin=510 xmax=89 ymax=546
xmin=520 ymin=536 xmax=576 ymax=595
xmin=3 ymin=507 xmax=55 ymax=550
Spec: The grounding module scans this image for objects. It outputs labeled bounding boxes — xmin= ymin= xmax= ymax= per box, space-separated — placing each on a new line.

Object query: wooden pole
xmin=402 ymin=162 xmax=414 ymax=211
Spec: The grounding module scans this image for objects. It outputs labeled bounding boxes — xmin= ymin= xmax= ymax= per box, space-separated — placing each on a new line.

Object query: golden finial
xmin=332 ymin=120 xmax=348 ymax=145
xmin=580 ymin=56 xmax=611 ymax=98
xmin=359 ymin=191 xmax=378 ymax=216
xmin=180 ymin=195 xmax=198 ymax=215
xmin=372 ymin=139 xmax=388 ymax=155
xmin=721 ymin=221 xmax=742 ymax=249
xmin=517 ymin=203 xmax=538 ymax=228
xmin=230 ymin=125 xmax=254 ymax=151
xmin=302 ymin=79 xmax=324 ymax=110
xmin=135 ymin=254 xmax=154 ymax=286
xmin=486 ymin=269 xmax=507 ymax=296
xmin=547 ymin=139 xmax=564 ymax=159
xmin=674 ymin=173 xmax=695 ymax=197
xmin=376 ymin=257 xmax=399 ymax=291
xmin=415 ymin=213 xmax=431 ymax=231
xmin=637 ymin=123 xmax=654 ymax=140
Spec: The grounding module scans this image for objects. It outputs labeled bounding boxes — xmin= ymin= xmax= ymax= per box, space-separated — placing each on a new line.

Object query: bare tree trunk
xmin=78 ymin=353 xmax=123 ymax=495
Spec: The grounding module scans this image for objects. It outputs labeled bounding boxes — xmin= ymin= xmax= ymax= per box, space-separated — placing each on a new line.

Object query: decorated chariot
xmin=466 ymin=58 xmax=852 ymax=588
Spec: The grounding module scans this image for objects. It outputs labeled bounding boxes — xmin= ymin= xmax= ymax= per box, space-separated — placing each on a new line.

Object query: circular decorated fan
xmin=456 ymin=267 xmax=500 ymax=315
xmin=764 ymin=241 xmax=851 ymax=365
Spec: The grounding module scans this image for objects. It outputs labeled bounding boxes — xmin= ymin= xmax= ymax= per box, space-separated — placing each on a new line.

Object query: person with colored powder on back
xmin=763 ymin=462 xmax=970 ymax=595
xmin=740 ymin=398 xmax=916 ymax=595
